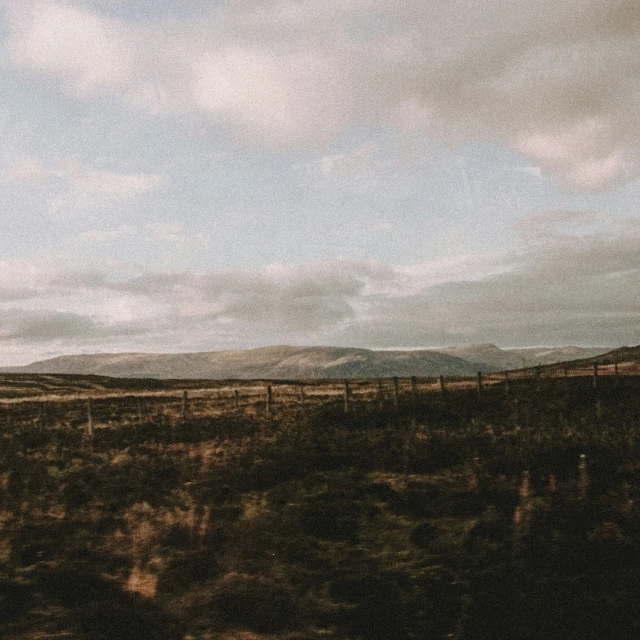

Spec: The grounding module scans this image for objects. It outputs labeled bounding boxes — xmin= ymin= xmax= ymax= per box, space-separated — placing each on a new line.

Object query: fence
xmin=0 ymin=363 xmax=636 ymax=434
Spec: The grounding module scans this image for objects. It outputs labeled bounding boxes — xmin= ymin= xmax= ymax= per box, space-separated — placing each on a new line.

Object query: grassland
xmin=1 ymin=368 xmax=640 ymax=639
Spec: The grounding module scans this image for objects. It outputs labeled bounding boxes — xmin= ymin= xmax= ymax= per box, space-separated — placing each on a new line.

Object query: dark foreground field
xmin=1 ymin=373 xmax=640 ymax=639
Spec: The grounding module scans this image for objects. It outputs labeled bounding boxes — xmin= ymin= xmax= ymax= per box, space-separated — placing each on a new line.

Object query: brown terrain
xmin=0 ymin=344 xmax=639 ymax=639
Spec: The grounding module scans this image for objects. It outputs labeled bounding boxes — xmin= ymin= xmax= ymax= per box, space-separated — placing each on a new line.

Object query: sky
xmin=0 ymin=0 xmax=639 ymax=365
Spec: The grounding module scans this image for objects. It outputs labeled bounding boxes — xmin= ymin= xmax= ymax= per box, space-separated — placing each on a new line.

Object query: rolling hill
xmin=0 ymin=344 xmax=613 ymax=379
xmin=536 ymin=344 xmax=640 ymax=375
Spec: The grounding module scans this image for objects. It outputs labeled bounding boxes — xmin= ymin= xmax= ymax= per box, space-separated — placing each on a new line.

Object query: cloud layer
xmin=3 ymin=157 xmax=166 ymax=215
xmin=4 ymin=0 xmax=640 ymax=188
xmin=0 ymin=211 xmax=637 ymax=364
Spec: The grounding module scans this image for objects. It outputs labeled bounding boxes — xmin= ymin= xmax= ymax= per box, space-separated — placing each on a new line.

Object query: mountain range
xmin=0 ymin=344 xmax=612 ymax=379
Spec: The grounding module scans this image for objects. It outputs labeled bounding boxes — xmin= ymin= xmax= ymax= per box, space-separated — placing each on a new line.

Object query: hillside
xmin=0 ymin=344 xmax=613 ymax=379
xmin=0 ymin=346 xmax=477 ymax=379
xmin=437 ymin=344 xmax=610 ymax=371
xmin=538 ymin=344 xmax=640 ymax=375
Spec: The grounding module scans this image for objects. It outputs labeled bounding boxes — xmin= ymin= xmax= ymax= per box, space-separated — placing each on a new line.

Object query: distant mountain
xmin=436 ymin=344 xmax=610 ymax=371
xmin=437 ymin=344 xmax=524 ymax=370
xmin=0 ymin=346 xmax=477 ymax=379
xmin=0 ymin=344 xmax=614 ymax=379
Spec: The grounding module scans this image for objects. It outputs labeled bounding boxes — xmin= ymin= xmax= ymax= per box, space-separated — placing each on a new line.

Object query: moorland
xmin=0 ymin=348 xmax=639 ymax=639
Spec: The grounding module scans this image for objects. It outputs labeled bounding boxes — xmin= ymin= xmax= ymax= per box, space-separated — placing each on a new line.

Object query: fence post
xmin=392 ymin=377 xmax=399 ymax=408
xmin=234 ymin=389 xmax=239 ymax=410
xmin=504 ymin=371 xmax=510 ymax=396
xmin=535 ymin=365 xmax=541 ymax=393
xmin=86 ymin=398 xmax=93 ymax=439
xmin=377 ymin=380 xmax=384 ymax=409
xmin=343 ymin=380 xmax=350 ymax=414
xmin=593 ymin=363 xmax=599 ymax=389
xmin=181 ymin=390 xmax=188 ymax=421
xmin=266 ymin=385 xmax=272 ymax=414
xmin=578 ymin=454 xmax=589 ymax=500
xmin=439 ymin=375 xmax=446 ymax=395
xmin=476 ymin=371 xmax=483 ymax=395
xmin=410 ymin=376 xmax=417 ymax=411
xmin=299 ymin=385 xmax=305 ymax=405
xmin=401 ymin=422 xmax=412 ymax=476
xmin=614 ymin=354 xmax=620 ymax=384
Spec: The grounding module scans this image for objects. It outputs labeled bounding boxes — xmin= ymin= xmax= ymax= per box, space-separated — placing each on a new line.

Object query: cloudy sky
xmin=0 ymin=0 xmax=639 ymax=364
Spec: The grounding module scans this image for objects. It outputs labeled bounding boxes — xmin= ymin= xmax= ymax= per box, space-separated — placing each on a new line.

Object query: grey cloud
xmin=514 ymin=209 xmax=606 ymax=242
xmin=5 ymin=0 xmax=640 ymax=187
xmin=114 ymin=260 xmax=381 ymax=333
xmin=0 ymin=268 xmax=109 ymax=303
xmin=0 ymin=309 xmax=99 ymax=342
xmin=0 ymin=218 xmax=638 ymax=357
xmin=48 ymin=270 xmax=109 ymax=289
xmin=118 ymin=259 xmax=390 ymax=299
xmin=0 ymin=288 xmax=45 ymax=303
xmin=0 ymin=308 xmax=157 ymax=349
xmin=334 ymin=216 xmax=640 ymax=347
xmin=224 ymin=295 xmax=355 ymax=332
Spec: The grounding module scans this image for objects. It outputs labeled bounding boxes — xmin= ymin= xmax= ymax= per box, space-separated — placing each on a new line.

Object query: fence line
xmin=0 ymin=370 xmax=636 ymax=432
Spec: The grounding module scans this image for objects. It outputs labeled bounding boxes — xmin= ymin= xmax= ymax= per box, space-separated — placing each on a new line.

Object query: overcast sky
xmin=0 ymin=0 xmax=639 ymax=364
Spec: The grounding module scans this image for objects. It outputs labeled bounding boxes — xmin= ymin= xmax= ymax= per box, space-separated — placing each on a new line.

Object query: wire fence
xmin=0 ymin=364 xmax=636 ymax=433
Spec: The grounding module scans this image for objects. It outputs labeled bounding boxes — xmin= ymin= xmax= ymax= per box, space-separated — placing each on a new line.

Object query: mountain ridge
xmin=0 ymin=344 xmax=612 ymax=379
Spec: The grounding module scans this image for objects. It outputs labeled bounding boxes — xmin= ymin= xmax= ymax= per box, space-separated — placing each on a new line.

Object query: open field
xmin=1 ymin=368 xmax=640 ymax=639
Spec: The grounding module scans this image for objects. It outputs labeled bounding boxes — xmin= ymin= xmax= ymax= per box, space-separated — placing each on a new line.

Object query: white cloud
xmin=77 ymin=225 xmax=137 ymax=242
xmin=6 ymin=0 xmax=640 ymax=188
xmin=145 ymin=222 xmax=185 ymax=242
xmin=191 ymin=47 xmax=344 ymax=146
xmin=316 ymin=141 xmax=377 ymax=178
xmin=3 ymin=156 xmax=166 ymax=213
xmin=4 ymin=157 xmax=55 ymax=185
xmin=70 ymin=167 xmax=165 ymax=198
xmin=517 ymin=123 xmax=635 ymax=190
xmin=5 ymin=0 xmax=133 ymax=96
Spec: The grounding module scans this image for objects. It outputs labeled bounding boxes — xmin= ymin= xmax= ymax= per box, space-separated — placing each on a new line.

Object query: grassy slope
xmin=1 ymin=374 xmax=640 ymax=638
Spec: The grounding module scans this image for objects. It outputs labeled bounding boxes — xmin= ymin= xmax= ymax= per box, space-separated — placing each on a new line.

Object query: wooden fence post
xmin=343 ymin=380 xmax=350 ymax=414
xmin=504 ymin=371 xmax=510 ymax=396
xmin=614 ymin=354 xmax=620 ymax=384
xmin=234 ymin=389 xmax=239 ymax=410
xmin=86 ymin=398 xmax=93 ymax=439
xmin=592 ymin=362 xmax=599 ymax=389
xmin=578 ymin=454 xmax=589 ymax=500
xmin=476 ymin=371 xmax=483 ymax=395
xmin=181 ymin=390 xmax=188 ymax=421
xmin=439 ymin=375 xmax=446 ymax=395
xmin=266 ymin=385 xmax=272 ymax=414
xmin=535 ymin=366 xmax=541 ymax=393
xmin=377 ymin=380 xmax=384 ymax=409
xmin=401 ymin=423 xmax=412 ymax=476
xmin=410 ymin=376 xmax=417 ymax=410
xmin=392 ymin=377 xmax=399 ymax=408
